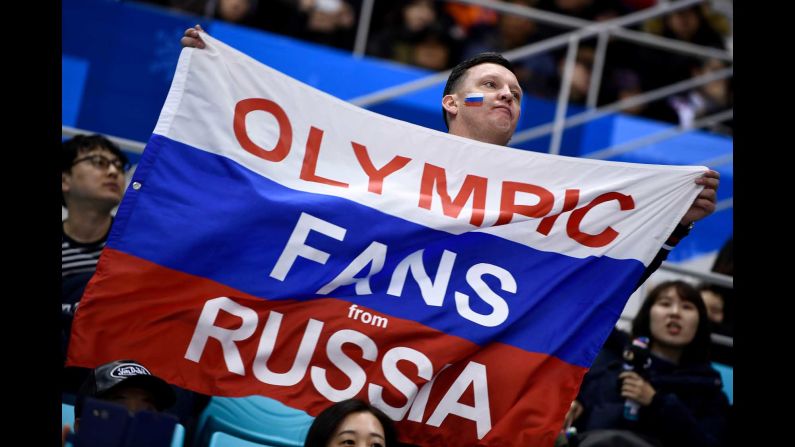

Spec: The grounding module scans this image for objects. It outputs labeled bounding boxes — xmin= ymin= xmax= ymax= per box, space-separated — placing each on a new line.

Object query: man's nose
xmin=497 ymin=87 xmax=512 ymax=101
xmin=107 ymin=163 xmax=122 ymax=176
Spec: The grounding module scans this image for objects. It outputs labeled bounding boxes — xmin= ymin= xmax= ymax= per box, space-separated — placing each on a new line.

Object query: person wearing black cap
xmin=73 ymin=359 xmax=176 ymax=430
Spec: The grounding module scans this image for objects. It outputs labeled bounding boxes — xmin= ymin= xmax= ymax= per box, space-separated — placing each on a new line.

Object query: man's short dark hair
xmin=442 ymin=52 xmax=515 ymax=129
xmin=62 ymin=134 xmax=129 ymax=207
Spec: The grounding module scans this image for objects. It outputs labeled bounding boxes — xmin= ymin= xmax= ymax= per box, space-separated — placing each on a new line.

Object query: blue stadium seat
xmin=172 ymin=423 xmax=186 ymax=447
xmin=712 ymin=362 xmax=733 ymax=405
xmin=209 ymin=432 xmax=274 ymax=447
xmin=194 ymin=396 xmax=313 ymax=447
xmin=62 ymin=402 xmax=75 ymax=432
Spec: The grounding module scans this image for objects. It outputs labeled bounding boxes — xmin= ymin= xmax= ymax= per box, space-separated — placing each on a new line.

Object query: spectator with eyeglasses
xmin=61 ymin=134 xmax=130 ymax=395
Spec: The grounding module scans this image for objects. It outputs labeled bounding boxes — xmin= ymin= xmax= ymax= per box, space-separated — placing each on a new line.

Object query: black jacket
xmin=575 ymin=349 xmax=730 ymax=447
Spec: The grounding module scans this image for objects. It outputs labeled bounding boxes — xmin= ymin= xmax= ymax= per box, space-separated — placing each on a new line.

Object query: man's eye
xmin=484 ymin=81 xmax=495 ymax=87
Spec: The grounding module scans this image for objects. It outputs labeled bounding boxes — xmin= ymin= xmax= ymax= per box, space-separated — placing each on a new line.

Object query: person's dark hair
xmin=304 ymin=399 xmax=398 ymax=447
xmin=711 ymin=236 xmax=733 ymax=276
xmin=662 ymin=5 xmax=726 ymax=50
xmin=696 ymin=282 xmax=724 ymax=298
xmin=441 ymin=52 xmax=515 ymax=129
xmin=632 ymin=280 xmax=711 ymax=364
xmin=62 ymin=134 xmax=129 ymax=207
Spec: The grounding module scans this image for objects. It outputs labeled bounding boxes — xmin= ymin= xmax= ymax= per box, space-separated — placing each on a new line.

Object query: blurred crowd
xmin=138 ymin=0 xmax=733 ymax=134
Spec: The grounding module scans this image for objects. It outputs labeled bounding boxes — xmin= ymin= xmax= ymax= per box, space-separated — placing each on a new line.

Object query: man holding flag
xmin=67 ymin=26 xmax=718 ymax=446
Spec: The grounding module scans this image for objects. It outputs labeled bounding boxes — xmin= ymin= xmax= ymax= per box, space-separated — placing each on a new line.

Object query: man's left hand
xmin=680 ymin=169 xmax=720 ymax=225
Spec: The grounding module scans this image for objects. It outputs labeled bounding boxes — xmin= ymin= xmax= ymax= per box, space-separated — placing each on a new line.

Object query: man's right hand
xmin=181 ymin=24 xmax=206 ymax=49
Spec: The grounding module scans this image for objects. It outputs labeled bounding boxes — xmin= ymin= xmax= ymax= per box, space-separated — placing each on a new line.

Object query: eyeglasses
xmin=72 ymin=154 xmax=128 ymax=172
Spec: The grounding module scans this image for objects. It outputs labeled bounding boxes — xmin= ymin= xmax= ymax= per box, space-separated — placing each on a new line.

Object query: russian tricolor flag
xmin=465 ymin=92 xmax=485 ymax=106
xmin=68 ymin=33 xmax=705 ymax=446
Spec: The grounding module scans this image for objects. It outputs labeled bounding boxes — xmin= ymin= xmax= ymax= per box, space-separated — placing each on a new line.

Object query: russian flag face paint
xmin=464 ymin=92 xmax=484 ymax=106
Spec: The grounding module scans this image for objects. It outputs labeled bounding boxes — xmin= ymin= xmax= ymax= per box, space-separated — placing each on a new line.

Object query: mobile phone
xmin=74 ymin=398 xmax=129 ymax=447
xmin=73 ymin=397 xmax=178 ymax=447
xmin=124 ymin=409 xmax=178 ymax=447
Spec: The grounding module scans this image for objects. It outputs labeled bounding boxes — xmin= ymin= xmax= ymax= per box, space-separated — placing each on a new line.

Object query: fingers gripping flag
xmin=68 ymin=32 xmax=706 ymax=446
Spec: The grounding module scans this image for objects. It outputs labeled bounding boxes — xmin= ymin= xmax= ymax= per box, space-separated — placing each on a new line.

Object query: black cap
xmin=74 ymin=360 xmax=176 ymax=419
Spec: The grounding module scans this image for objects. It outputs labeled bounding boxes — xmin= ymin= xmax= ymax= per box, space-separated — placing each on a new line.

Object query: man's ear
xmin=62 ymin=172 xmax=71 ymax=195
xmin=442 ymin=94 xmax=459 ymax=119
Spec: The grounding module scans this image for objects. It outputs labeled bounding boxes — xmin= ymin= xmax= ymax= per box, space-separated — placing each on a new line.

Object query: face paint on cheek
xmin=464 ymin=92 xmax=484 ymax=106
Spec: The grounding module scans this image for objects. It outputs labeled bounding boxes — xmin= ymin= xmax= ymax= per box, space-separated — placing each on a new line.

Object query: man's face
xmin=62 ymin=147 xmax=126 ymax=210
xmin=446 ymin=63 xmax=522 ymax=145
xmin=103 ymin=385 xmax=158 ymax=414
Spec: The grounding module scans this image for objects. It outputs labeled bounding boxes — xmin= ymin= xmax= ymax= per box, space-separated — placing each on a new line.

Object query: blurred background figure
xmin=637 ymin=4 xmax=730 ymax=127
xmin=215 ymin=0 xmax=259 ymax=26
xmin=295 ymin=0 xmax=358 ymax=49
xmin=698 ymin=284 xmax=726 ymax=329
xmin=368 ymin=0 xmax=461 ymax=70
xmin=709 ymin=236 xmax=733 ymax=336
xmin=144 ymin=0 xmax=260 ymax=26
xmin=538 ymin=0 xmax=623 ymax=21
xmin=648 ymin=57 xmax=733 ymax=131
xmin=462 ymin=0 xmax=559 ymax=98
xmin=706 ymin=236 xmax=733 ymax=367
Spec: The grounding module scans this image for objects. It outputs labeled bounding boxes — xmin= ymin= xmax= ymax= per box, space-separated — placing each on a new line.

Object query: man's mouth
xmin=492 ymin=106 xmax=512 ymax=118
